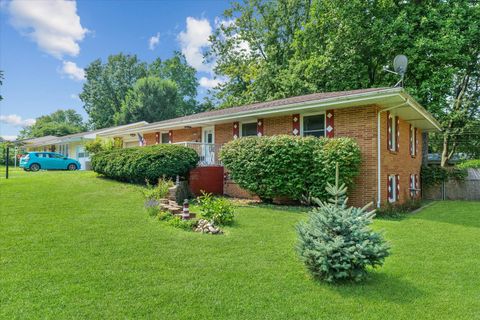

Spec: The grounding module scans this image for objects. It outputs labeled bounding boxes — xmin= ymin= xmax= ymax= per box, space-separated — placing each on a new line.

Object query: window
xmin=53 ymin=154 xmax=64 ymax=159
xmin=302 ymin=114 xmax=325 ymax=137
xmin=388 ymin=174 xmax=399 ymax=203
xmin=241 ymin=122 xmax=257 ymax=137
xmin=161 ymin=133 xmax=170 ymax=144
xmin=388 ymin=113 xmax=398 ymax=152
xmin=409 ymin=174 xmax=419 ymax=198
xmin=410 ymin=125 xmax=417 ymax=157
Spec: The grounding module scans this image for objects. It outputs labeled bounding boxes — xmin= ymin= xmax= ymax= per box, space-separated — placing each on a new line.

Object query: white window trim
xmin=239 ymin=121 xmax=258 ymax=137
xmin=300 ymin=111 xmax=326 ymax=137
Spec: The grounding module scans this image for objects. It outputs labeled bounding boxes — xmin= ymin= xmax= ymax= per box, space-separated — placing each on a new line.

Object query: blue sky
xmin=0 ymin=0 xmax=230 ymax=140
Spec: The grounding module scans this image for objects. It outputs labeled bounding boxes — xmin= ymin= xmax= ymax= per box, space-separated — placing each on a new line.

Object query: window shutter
xmin=326 ymin=110 xmax=334 ymax=138
xmin=292 ymin=114 xmax=300 ymax=136
xmin=396 ymin=174 xmax=400 ymax=201
xmin=387 ymin=111 xmax=392 ymax=150
xmin=396 ymin=116 xmax=400 ymax=151
xmin=233 ymin=122 xmax=239 ymax=139
xmin=155 ymin=132 xmax=160 ymax=145
xmin=257 ymin=119 xmax=264 ymax=137
xmin=168 ymin=130 xmax=173 ymax=143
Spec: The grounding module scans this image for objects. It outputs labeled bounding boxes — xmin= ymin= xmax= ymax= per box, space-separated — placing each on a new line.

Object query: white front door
xmin=202 ymin=127 xmax=215 ymax=165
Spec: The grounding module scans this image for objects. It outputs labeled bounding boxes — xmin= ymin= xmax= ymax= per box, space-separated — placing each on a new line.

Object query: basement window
xmin=388 ymin=174 xmax=398 ymax=203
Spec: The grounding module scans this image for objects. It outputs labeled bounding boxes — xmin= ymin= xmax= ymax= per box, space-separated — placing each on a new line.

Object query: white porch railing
xmin=172 ymin=142 xmax=223 ymax=166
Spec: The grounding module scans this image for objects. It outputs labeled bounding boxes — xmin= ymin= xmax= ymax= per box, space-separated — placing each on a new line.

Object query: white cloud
xmin=8 ymin=0 xmax=88 ymax=59
xmin=1 ymin=135 xmax=18 ymax=141
xmin=0 ymin=114 xmax=36 ymax=127
xmin=61 ymin=61 xmax=85 ymax=81
xmin=178 ymin=17 xmax=213 ymax=72
xmin=149 ymin=32 xmax=160 ymax=50
xmin=199 ymin=76 xmax=222 ymax=89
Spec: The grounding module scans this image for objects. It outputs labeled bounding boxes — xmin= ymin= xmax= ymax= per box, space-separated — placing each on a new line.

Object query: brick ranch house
xmin=100 ymin=87 xmax=441 ymax=207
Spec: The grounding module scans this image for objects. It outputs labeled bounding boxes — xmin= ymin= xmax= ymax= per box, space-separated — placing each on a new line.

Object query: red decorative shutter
xmin=292 ymin=114 xmax=300 ymax=136
xmin=168 ymin=130 xmax=173 ymax=143
xmin=396 ymin=116 xmax=400 ymax=151
xmin=257 ymin=119 xmax=264 ymax=137
xmin=387 ymin=111 xmax=392 ymax=150
xmin=409 ymin=125 xmax=413 ymax=156
xmin=326 ymin=110 xmax=334 ymax=138
xmin=396 ymin=174 xmax=400 ymax=201
xmin=155 ymin=132 xmax=160 ymax=145
xmin=233 ymin=122 xmax=239 ymax=139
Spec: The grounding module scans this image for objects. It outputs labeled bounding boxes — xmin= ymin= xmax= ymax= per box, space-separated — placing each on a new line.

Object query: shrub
xmin=457 ymin=159 xmax=480 ymax=170
xmin=220 ymin=135 xmax=361 ymax=202
xmin=167 ymin=216 xmax=198 ymax=231
xmin=157 ymin=211 xmax=173 ymax=221
xmin=91 ymin=144 xmax=199 ymax=183
xmin=376 ymin=199 xmax=422 ymax=217
xmin=197 ymin=192 xmax=235 ymax=225
xmin=421 ymin=165 xmax=467 ymax=188
xmin=85 ymin=138 xmax=122 ymax=155
xmin=296 ymin=167 xmax=390 ymax=282
xmin=142 ymin=178 xmax=174 ymax=200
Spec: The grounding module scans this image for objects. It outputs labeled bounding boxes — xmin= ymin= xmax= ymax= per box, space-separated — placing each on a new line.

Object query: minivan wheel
xmin=67 ymin=163 xmax=77 ymax=171
xmin=29 ymin=163 xmax=40 ymax=172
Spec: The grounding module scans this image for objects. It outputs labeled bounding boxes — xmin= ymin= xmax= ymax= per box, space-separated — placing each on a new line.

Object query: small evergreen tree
xmin=296 ymin=164 xmax=390 ymax=282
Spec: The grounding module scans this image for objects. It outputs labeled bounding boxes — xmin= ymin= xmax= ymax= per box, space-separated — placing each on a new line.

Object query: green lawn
xmin=1 ymin=169 xmax=479 ymax=319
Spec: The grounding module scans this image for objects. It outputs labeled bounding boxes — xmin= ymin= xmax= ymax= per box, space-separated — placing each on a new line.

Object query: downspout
xmin=377 ymin=100 xmax=408 ymax=208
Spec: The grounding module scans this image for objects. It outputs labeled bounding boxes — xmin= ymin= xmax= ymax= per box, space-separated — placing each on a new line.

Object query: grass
xmin=1 ymin=169 xmax=479 ymax=319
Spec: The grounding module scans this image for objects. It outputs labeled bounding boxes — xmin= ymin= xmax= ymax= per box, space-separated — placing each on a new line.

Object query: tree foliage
xmin=115 ymin=77 xmax=178 ymax=124
xmin=80 ymin=52 xmax=199 ymax=129
xmin=18 ymin=109 xmax=86 ymax=139
xmin=209 ymin=0 xmax=480 ymax=163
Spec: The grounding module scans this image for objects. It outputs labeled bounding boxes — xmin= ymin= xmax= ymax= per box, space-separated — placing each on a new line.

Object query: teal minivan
xmin=20 ymin=152 xmax=81 ymax=171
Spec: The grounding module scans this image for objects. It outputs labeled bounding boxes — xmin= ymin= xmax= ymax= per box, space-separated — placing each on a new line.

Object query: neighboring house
xmin=18 ymin=121 xmax=148 ymax=170
xmin=101 ymin=87 xmax=441 ymax=207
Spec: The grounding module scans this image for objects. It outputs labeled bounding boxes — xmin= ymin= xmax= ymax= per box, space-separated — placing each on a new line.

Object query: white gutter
xmin=377 ymin=100 xmax=408 ymax=208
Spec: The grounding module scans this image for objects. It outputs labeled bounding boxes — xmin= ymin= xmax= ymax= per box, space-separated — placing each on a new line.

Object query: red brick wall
xmin=171 ymin=128 xmax=202 ymax=143
xmin=380 ymin=112 xmax=422 ymax=204
xmin=334 ymin=105 xmax=379 ymax=207
xmin=143 ymin=132 xmax=157 ymax=146
xmin=264 ymin=116 xmax=292 ymax=136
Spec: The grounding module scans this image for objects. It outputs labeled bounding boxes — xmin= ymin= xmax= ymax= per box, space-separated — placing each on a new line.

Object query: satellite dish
xmin=393 ymin=55 xmax=408 ymax=76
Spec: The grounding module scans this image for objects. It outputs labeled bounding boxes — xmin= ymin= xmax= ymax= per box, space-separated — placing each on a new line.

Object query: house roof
xmin=103 ymin=87 xmax=441 ymax=136
xmin=19 ymin=121 xmax=149 ymax=147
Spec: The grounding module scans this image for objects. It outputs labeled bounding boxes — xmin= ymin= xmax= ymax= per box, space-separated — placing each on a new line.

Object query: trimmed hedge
xmin=220 ymin=135 xmax=362 ymax=201
xmin=91 ymin=144 xmax=199 ymax=183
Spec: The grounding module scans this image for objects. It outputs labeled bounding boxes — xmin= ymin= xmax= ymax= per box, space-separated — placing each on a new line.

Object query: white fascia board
xmin=399 ymin=91 xmax=442 ymax=131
